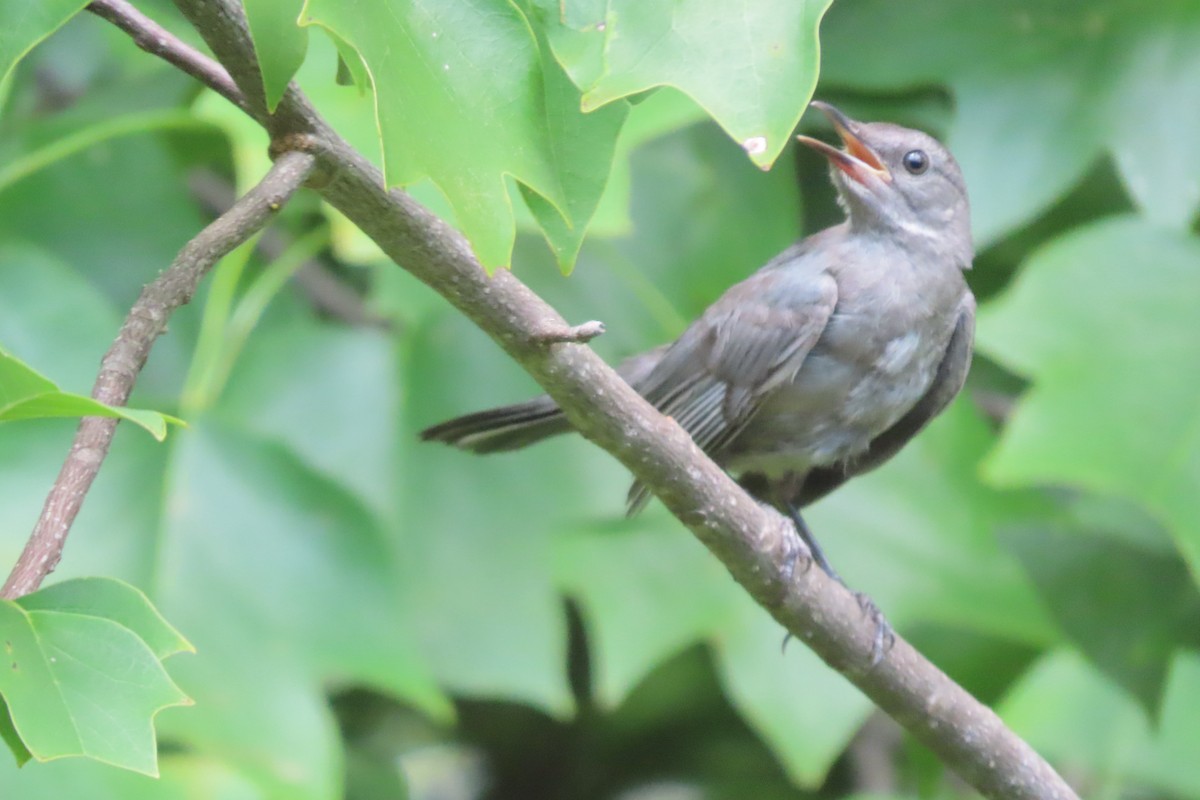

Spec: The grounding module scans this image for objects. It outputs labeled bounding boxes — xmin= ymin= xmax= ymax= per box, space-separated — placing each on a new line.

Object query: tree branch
xmin=188 ymin=169 xmax=391 ymax=329
xmin=1 ymin=150 xmax=315 ymax=600
xmin=96 ymin=3 xmax=1079 ymax=796
xmin=87 ymin=0 xmax=249 ymax=115
xmin=313 ymin=148 xmax=1078 ymax=800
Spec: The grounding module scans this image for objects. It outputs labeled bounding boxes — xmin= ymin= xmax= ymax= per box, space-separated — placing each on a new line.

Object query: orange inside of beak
xmin=796 ymin=103 xmax=892 ymax=185
xmin=835 ymin=123 xmax=887 ymax=173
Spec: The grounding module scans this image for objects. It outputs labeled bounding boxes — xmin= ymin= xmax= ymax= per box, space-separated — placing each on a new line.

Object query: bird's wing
xmin=627 ymin=266 xmax=839 ymax=513
xmin=795 ymin=294 xmax=976 ymax=507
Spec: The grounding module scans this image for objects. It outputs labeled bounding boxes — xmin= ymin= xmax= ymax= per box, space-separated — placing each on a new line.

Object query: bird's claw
xmin=778 ymin=535 xmax=809 ymax=654
xmin=855 ymin=592 xmax=895 ymax=667
xmin=778 ymin=532 xmax=812 ymax=587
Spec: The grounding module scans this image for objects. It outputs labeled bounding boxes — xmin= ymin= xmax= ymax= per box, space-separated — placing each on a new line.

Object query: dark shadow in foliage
xmin=335 ymin=600 xmax=893 ymax=799
xmin=1001 ymin=519 xmax=1200 ymax=721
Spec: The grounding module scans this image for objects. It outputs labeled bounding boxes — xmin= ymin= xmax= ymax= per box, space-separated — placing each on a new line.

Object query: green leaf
xmin=1146 ymin=652 xmax=1200 ymax=798
xmin=530 ymin=0 xmax=833 ymax=169
xmin=0 ymin=694 xmax=32 ymax=766
xmin=714 ymin=597 xmax=873 ymax=788
xmin=1000 ymin=649 xmax=1200 ymax=798
xmin=0 ymin=748 xmax=287 ymax=799
xmin=323 ymin=28 xmax=371 ymax=94
xmin=0 ymin=110 xmax=207 ymax=196
xmin=17 ymin=578 xmax=193 ymax=661
xmin=585 ymin=87 xmax=706 ymax=238
xmin=302 ymin=37 xmax=700 ymax=262
xmin=219 ymin=318 xmax=400 ymax=516
xmin=517 ymin=26 xmax=628 ymax=273
xmin=821 ymin=0 xmax=1200 ymax=244
xmin=1002 ymin=524 xmax=1200 ymax=718
xmin=344 ymin=746 xmax=410 ymax=800
xmin=976 ymin=218 xmax=1200 ymax=575
xmin=555 ymin=520 xmax=736 ymax=709
xmin=1000 ymin=649 xmax=1148 ymax=797
xmin=0 ymin=0 xmax=89 ymax=85
xmin=0 ymin=347 xmax=180 ymax=441
xmin=157 ymin=419 xmax=451 ymax=712
xmin=0 ymin=135 xmax=209 ymax=331
xmin=0 ymin=344 xmax=52 ymax=397
xmin=398 ymin=310 xmax=588 ymax=711
xmin=243 ymin=0 xmax=309 ymax=111
xmin=300 ymin=0 xmax=627 ymax=270
xmin=153 ymin=418 xmax=449 ymax=795
xmin=0 ymin=243 xmax=124 ymax=391
xmin=0 ymin=578 xmax=191 ymax=776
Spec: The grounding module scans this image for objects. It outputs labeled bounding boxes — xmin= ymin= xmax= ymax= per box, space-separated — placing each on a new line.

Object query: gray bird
xmin=423 ymin=102 xmax=975 ymax=628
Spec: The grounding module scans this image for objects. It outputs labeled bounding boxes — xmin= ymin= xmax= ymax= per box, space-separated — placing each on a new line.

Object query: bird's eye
xmin=903 ymin=149 xmax=929 ymax=175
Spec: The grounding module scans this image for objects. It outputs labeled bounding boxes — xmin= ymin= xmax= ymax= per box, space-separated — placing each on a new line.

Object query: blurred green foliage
xmin=0 ymin=0 xmax=1198 ymax=797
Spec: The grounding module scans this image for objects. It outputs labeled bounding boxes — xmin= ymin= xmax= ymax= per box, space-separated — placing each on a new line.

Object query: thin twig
xmin=0 ymin=151 xmax=315 ymax=599
xmin=97 ymin=3 xmax=1079 ymax=796
xmin=534 ymin=320 xmax=606 ymax=344
xmin=188 ymin=169 xmax=391 ymax=329
xmin=848 ymin=712 xmax=903 ymax=793
xmin=87 ymin=0 xmax=250 ymax=115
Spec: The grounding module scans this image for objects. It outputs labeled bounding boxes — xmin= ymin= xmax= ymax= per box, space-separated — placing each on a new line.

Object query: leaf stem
xmin=186 ymin=226 xmax=330 ymax=411
xmin=87 ymin=0 xmax=250 ymax=114
xmin=0 ymin=110 xmax=208 ymax=195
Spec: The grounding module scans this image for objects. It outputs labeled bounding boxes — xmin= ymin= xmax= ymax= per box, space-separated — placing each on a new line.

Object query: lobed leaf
xmin=301 ymin=0 xmax=628 ymax=271
xmin=243 ymin=0 xmax=308 ymax=111
xmin=531 ymin=0 xmax=833 ymax=170
xmin=977 ymin=217 xmax=1200 ymax=576
xmin=0 ymin=578 xmax=191 ymax=776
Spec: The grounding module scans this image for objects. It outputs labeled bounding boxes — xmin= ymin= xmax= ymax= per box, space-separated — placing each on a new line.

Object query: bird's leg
xmin=855 ymin=594 xmax=896 ymax=669
xmin=781 ymin=503 xmax=895 ymax=667
xmin=783 ymin=503 xmax=842 ymax=583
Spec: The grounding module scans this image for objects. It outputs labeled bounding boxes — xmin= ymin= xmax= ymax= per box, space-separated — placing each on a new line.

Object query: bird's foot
xmin=778 ymin=530 xmax=813 ymax=587
xmin=854 ymin=592 xmax=896 ymax=668
xmin=778 ymin=534 xmax=812 ymax=654
xmin=776 ymin=505 xmax=895 ymax=664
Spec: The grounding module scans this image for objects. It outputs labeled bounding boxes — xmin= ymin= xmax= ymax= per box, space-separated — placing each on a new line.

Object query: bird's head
xmin=796 ymin=102 xmax=973 ymax=270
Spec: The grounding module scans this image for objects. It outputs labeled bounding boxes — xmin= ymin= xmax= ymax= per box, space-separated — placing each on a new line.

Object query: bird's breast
xmin=726 ymin=254 xmax=965 ymax=478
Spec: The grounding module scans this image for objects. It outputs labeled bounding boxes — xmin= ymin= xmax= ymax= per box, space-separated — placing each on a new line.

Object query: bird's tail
xmin=425 ymin=399 xmax=654 ymax=516
xmin=420 ymin=395 xmax=572 ymax=454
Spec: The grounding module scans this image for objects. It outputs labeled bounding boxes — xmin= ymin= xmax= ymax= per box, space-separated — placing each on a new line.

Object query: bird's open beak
xmin=796 ymin=101 xmax=892 ymax=186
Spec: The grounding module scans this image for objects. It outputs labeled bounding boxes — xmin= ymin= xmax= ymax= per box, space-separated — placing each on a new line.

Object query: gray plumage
xmin=423 ymin=102 xmax=975 ymax=527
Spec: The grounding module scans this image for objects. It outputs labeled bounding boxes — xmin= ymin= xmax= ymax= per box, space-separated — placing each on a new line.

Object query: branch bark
xmin=87 ymin=0 xmax=249 ymax=115
xmin=188 ymin=169 xmax=391 ymax=329
xmin=91 ymin=3 xmax=1079 ymax=797
xmin=1 ymin=150 xmax=315 ymax=600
